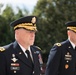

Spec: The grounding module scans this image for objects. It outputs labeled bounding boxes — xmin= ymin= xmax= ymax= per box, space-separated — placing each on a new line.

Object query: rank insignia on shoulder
xmin=54 ymin=43 xmax=61 ymax=46
xmin=35 ymin=46 xmax=41 ymax=50
xmin=0 ymin=47 xmax=5 ymax=52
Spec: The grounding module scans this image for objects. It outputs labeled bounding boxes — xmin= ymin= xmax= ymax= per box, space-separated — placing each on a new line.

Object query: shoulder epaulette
xmin=35 ymin=46 xmax=41 ymax=50
xmin=0 ymin=47 xmax=5 ymax=52
xmin=54 ymin=43 xmax=61 ymax=47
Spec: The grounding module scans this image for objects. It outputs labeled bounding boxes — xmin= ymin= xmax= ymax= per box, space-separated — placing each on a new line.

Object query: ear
xmin=15 ymin=30 xmax=19 ymax=33
xmin=15 ymin=30 xmax=20 ymax=37
xmin=67 ymin=30 xmax=72 ymax=37
xmin=67 ymin=30 xmax=69 ymax=34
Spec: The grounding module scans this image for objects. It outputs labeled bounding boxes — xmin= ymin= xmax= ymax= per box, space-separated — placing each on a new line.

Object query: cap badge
xmin=31 ymin=17 xmax=36 ymax=24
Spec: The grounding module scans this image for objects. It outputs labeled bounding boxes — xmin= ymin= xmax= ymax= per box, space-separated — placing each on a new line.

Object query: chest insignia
xmin=65 ymin=64 xmax=69 ymax=69
xmin=65 ymin=52 xmax=72 ymax=61
xmin=11 ymin=54 xmax=18 ymax=62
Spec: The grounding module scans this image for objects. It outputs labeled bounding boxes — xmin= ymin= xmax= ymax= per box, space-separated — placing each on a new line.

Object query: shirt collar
xmin=18 ymin=43 xmax=31 ymax=53
xmin=68 ymin=38 xmax=75 ymax=49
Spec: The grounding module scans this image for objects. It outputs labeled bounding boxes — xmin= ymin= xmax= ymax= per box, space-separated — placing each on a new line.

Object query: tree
xmin=33 ymin=0 xmax=76 ymax=63
xmin=0 ymin=4 xmax=29 ymax=45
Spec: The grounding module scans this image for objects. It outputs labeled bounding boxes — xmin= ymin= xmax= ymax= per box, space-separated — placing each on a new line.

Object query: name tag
xmin=10 ymin=67 xmax=20 ymax=70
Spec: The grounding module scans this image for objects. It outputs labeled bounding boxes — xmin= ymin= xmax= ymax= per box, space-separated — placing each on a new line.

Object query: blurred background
xmin=0 ymin=0 xmax=76 ymax=74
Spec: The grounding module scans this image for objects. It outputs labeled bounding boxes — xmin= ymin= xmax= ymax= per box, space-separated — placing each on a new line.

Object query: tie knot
xmin=25 ymin=50 xmax=30 ymax=57
xmin=26 ymin=49 xmax=29 ymax=52
xmin=26 ymin=50 xmax=29 ymax=53
xmin=25 ymin=50 xmax=33 ymax=66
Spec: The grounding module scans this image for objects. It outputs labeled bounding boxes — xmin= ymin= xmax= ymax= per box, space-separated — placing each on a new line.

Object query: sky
xmin=0 ymin=0 xmax=38 ymax=13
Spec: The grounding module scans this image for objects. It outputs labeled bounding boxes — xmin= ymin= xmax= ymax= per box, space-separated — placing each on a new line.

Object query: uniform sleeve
xmin=45 ymin=46 xmax=61 ymax=75
xmin=0 ymin=52 xmax=6 ymax=75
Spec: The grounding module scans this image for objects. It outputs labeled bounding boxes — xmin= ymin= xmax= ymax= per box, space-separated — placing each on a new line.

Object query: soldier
xmin=45 ymin=21 xmax=76 ymax=75
xmin=0 ymin=16 xmax=43 ymax=75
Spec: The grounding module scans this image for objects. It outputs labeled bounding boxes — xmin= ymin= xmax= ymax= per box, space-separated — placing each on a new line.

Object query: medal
xmin=11 ymin=54 xmax=18 ymax=62
xmin=65 ymin=64 xmax=69 ymax=69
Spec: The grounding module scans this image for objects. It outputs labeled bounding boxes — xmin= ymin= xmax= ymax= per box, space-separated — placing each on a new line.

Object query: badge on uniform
xmin=65 ymin=52 xmax=72 ymax=61
xmin=11 ymin=54 xmax=18 ymax=62
xmin=34 ymin=51 xmax=43 ymax=64
xmin=64 ymin=52 xmax=71 ymax=69
xmin=65 ymin=64 xmax=69 ymax=69
xmin=34 ymin=51 xmax=40 ymax=54
xmin=38 ymin=54 xmax=43 ymax=65
xmin=11 ymin=54 xmax=20 ymax=73
xmin=10 ymin=63 xmax=20 ymax=70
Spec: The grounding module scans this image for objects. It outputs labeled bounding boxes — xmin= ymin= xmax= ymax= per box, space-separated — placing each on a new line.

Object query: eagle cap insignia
xmin=31 ymin=17 xmax=36 ymax=24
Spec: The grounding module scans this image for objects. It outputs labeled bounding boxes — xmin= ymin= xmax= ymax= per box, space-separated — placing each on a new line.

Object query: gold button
xmin=33 ymin=71 xmax=34 ymax=74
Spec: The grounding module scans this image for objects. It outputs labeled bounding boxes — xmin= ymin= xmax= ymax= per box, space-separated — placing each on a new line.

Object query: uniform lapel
xmin=31 ymin=47 xmax=38 ymax=63
xmin=13 ymin=41 xmax=33 ymax=68
xmin=31 ymin=46 xmax=39 ymax=70
xmin=66 ymin=40 xmax=75 ymax=57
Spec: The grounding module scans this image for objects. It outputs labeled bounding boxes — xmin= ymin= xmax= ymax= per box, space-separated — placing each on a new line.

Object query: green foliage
xmin=0 ymin=4 xmax=29 ymax=46
xmin=33 ymin=0 xmax=76 ymax=62
xmin=0 ymin=0 xmax=76 ymax=63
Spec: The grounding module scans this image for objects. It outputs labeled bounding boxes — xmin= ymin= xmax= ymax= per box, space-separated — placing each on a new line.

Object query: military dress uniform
xmin=45 ymin=40 xmax=76 ymax=75
xmin=45 ymin=21 xmax=76 ymax=75
xmin=0 ymin=41 xmax=42 ymax=75
xmin=0 ymin=16 xmax=43 ymax=75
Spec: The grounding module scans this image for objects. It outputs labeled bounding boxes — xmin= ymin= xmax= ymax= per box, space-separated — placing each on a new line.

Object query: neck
xmin=18 ymin=41 xmax=30 ymax=49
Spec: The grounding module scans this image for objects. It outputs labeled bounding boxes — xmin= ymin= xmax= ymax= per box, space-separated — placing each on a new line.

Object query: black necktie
xmin=75 ymin=46 xmax=76 ymax=50
xmin=25 ymin=50 xmax=33 ymax=63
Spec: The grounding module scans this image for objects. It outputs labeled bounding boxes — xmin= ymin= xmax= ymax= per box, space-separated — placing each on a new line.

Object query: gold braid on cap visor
xmin=14 ymin=23 xmax=37 ymax=31
xmin=67 ymin=27 xmax=76 ymax=32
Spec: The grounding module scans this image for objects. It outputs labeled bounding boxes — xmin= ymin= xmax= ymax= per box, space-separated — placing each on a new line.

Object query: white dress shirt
xmin=68 ymin=38 xmax=75 ymax=49
xmin=18 ymin=43 xmax=33 ymax=61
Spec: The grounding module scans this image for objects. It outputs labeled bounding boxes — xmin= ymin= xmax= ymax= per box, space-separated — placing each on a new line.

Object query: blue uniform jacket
xmin=0 ymin=41 xmax=42 ymax=75
xmin=45 ymin=40 xmax=76 ymax=75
